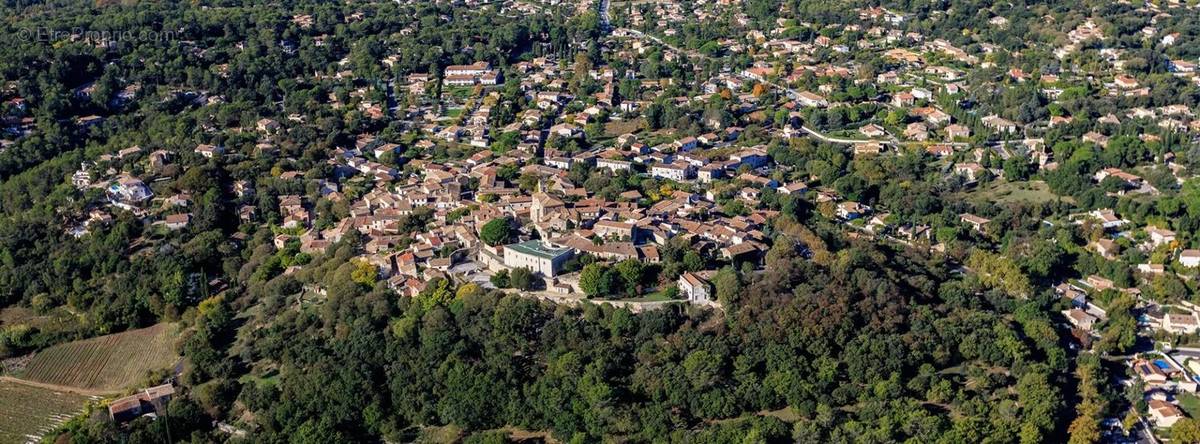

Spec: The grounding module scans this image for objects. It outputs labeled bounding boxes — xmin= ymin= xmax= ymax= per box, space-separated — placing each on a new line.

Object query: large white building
xmin=650 ymin=162 xmax=694 ymax=181
xmin=502 ymin=240 xmax=574 ymax=277
xmin=445 ymin=62 xmax=492 ymax=76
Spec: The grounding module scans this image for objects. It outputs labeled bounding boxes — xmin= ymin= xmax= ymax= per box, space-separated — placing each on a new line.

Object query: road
xmin=598 ymin=0 xmax=611 ymax=30
xmin=522 ymin=289 xmax=683 ymax=312
xmin=0 ymin=375 xmax=116 ymax=397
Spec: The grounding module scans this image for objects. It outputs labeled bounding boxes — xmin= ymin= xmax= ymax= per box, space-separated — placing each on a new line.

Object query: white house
xmin=651 ymin=162 xmax=695 ymax=181
xmin=1181 ymin=250 xmax=1200 ymax=268
xmin=1149 ymin=400 xmax=1184 ymax=427
xmin=1062 ymin=308 xmax=1098 ymax=331
xmin=678 ymin=272 xmax=712 ymax=303
xmin=1164 ymin=313 xmax=1200 ymax=334
xmin=107 ymin=176 xmax=154 ymax=210
xmin=837 ymin=201 xmax=871 ymax=220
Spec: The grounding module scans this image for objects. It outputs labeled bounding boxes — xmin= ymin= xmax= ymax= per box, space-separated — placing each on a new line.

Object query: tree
xmin=456 ymin=283 xmax=483 ymax=299
xmin=480 ymin=218 xmax=512 ymax=246
xmin=711 ymin=267 xmax=741 ymax=304
xmin=682 ymin=250 xmax=704 ymax=272
xmin=579 ymin=263 xmax=612 ymax=297
xmin=490 ymin=269 xmax=511 ymax=288
xmin=614 ymin=259 xmax=643 ymax=297
xmin=510 ymin=267 xmax=535 ymax=291
xmin=1173 ymin=418 xmax=1200 ymax=444
xmin=351 ymin=260 xmax=378 ymax=287
xmin=1067 ymin=402 xmax=1101 ymax=444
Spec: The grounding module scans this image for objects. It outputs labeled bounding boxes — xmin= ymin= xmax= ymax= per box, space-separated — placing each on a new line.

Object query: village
xmin=3 ymin=0 xmax=1200 ymax=440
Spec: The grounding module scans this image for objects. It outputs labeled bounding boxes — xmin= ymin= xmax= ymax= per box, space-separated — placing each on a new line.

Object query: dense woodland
xmin=56 ymin=230 xmax=1081 ymax=443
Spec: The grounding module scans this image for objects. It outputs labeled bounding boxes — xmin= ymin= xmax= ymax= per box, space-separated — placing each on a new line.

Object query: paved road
xmin=598 ymin=0 xmax=611 ymax=30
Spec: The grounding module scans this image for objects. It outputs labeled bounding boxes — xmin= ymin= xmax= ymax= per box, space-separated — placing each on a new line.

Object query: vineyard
xmin=19 ymin=323 xmax=180 ymax=392
xmin=0 ymin=380 xmax=91 ymax=444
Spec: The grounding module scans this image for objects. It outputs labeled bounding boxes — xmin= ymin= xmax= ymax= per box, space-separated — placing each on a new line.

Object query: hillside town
xmin=4 ymin=0 xmax=1200 ymax=442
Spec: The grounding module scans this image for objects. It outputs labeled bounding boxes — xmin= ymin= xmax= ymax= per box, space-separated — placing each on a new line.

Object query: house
xmin=1133 ymin=360 xmax=1169 ymax=384
xmin=1138 ymin=263 xmax=1166 ymax=275
xmin=1164 ymin=312 xmax=1200 ymax=334
xmin=1149 ymin=400 xmax=1184 ymax=427
xmin=904 ymin=122 xmax=929 ymax=141
xmin=779 ymin=182 xmax=808 ymax=195
xmin=256 ymin=118 xmax=280 ymax=133
xmin=161 ymin=213 xmax=191 ymax=231
xmin=445 ymin=61 xmax=491 ymax=76
xmin=444 ymin=74 xmax=477 ymax=87
xmin=678 ymin=272 xmax=712 ymax=303
xmin=926 ymin=144 xmax=953 ymax=158
xmin=195 ymin=144 xmax=224 ymax=158
xmin=1147 ymin=226 xmax=1176 ymax=247
xmin=676 ymin=136 xmax=698 ymax=151
xmin=1056 ymin=283 xmax=1088 ymax=308
xmin=1093 ymin=238 xmax=1117 ymax=259
xmin=837 ymin=201 xmax=871 ymax=220
xmin=651 ymin=162 xmax=694 ymax=181
xmin=1093 ymin=168 xmax=1141 ymax=187
xmin=891 ymin=91 xmax=915 ymax=107
xmin=730 ymin=148 xmax=769 ymax=168
xmin=945 ymin=124 xmax=971 ymax=140
xmin=1113 ymin=75 xmax=1139 ymax=89
xmin=107 ymin=176 xmax=154 ymax=209
xmin=854 ymin=142 xmax=884 ymax=156
xmin=596 ymin=158 xmax=632 ymax=172
xmin=1085 ymin=275 xmax=1115 ymax=292
xmin=592 ymin=220 xmax=635 ymax=240
xmin=796 ymin=91 xmax=828 ymax=107
xmin=697 ymin=164 xmax=725 ymax=183
xmin=981 ymin=115 xmax=1018 ymax=134
xmin=1062 ymin=308 xmax=1098 ymax=331
xmin=502 ymin=240 xmax=574 ymax=277
xmin=959 ymin=213 xmax=990 ymax=232
xmin=1089 ymin=209 xmax=1126 ymax=230
xmin=859 ymin=124 xmax=887 ymax=138
xmin=954 ymin=163 xmax=984 ymax=181
xmin=1181 ymin=250 xmax=1200 ymax=268
xmin=109 ymin=384 xmax=175 ymax=423
xmin=1170 ymin=60 xmax=1197 ymax=73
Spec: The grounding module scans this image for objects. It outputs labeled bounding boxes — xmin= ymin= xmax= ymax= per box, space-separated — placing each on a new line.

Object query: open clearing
xmin=963 ymin=180 xmax=1071 ymax=205
xmin=19 ymin=323 xmax=179 ymax=392
xmin=0 ymin=379 xmax=91 ymax=444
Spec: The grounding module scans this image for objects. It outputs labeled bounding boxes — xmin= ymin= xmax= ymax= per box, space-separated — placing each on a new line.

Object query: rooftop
xmin=506 ymin=239 xmax=573 ymax=260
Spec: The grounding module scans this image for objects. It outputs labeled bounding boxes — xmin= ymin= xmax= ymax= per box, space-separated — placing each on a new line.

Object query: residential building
xmin=678 ymin=272 xmax=712 ymax=304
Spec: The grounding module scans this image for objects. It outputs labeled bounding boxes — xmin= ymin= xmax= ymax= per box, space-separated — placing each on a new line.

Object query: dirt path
xmin=0 ymin=376 xmax=117 ymax=397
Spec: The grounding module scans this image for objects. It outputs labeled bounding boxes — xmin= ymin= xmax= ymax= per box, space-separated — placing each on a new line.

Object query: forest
xmin=55 ymin=230 xmax=1079 ymax=443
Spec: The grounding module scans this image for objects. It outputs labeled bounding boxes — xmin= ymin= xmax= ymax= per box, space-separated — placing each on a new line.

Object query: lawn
xmin=1177 ymin=393 xmax=1200 ymax=417
xmin=19 ymin=323 xmax=180 ymax=392
xmin=608 ymin=288 xmax=680 ymax=303
xmin=604 ymin=118 xmax=643 ymax=137
xmin=0 ymin=380 xmax=90 ymax=443
xmin=965 ymin=180 xmax=1071 ymax=205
